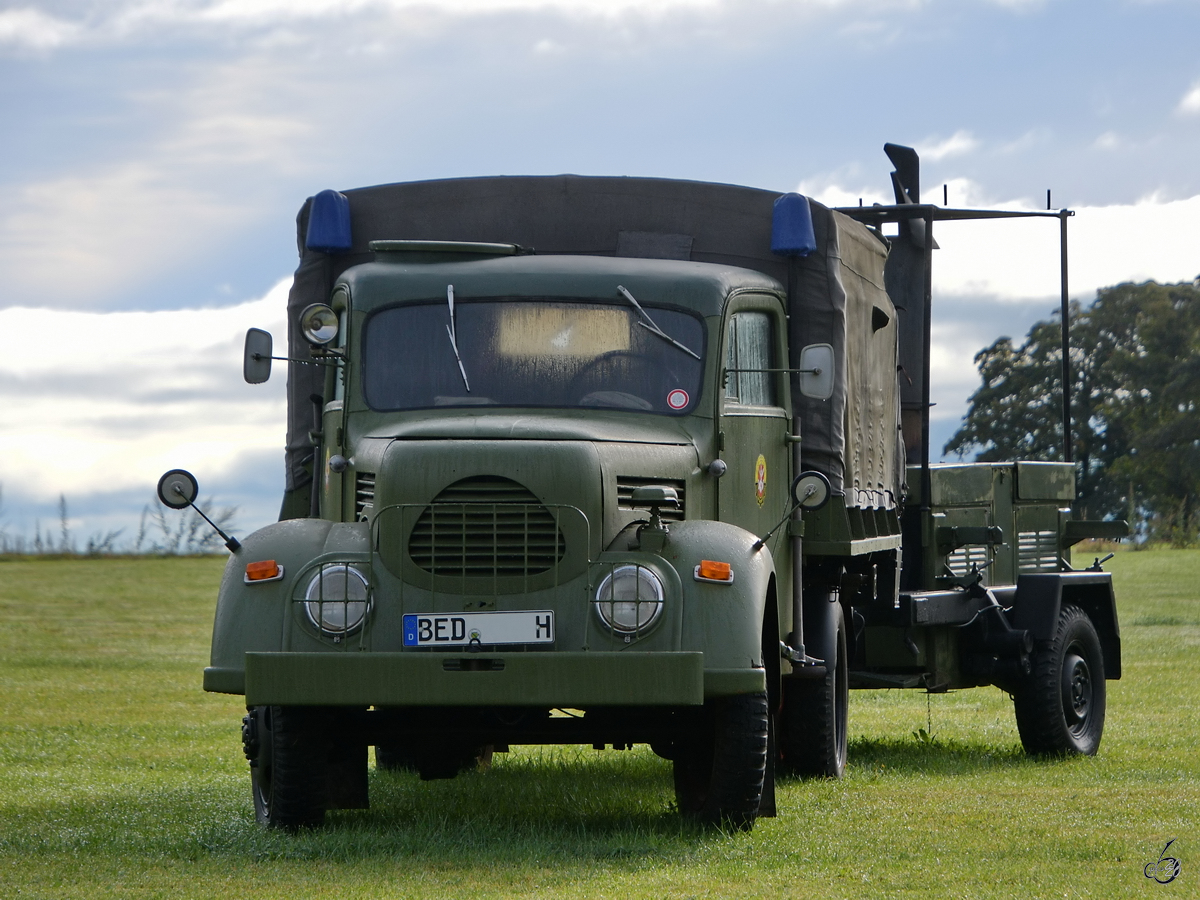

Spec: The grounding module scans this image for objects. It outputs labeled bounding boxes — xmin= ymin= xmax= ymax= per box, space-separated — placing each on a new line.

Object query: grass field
xmin=0 ymin=550 xmax=1195 ymax=898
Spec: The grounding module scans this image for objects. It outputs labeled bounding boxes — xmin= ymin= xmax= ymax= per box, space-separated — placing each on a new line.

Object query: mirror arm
xmin=254 ymin=354 xmax=339 ymax=368
xmin=724 ymin=367 xmax=821 ymax=374
xmin=164 ymin=483 xmax=241 ymax=553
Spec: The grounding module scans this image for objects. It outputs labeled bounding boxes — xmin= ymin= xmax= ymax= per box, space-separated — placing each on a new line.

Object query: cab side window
xmin=724 ymin=311 xmax=776 ymax=407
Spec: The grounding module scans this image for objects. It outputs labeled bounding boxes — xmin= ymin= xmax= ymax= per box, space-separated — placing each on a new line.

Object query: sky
xmin=2 ymin=0 xmax=1199 ymax=548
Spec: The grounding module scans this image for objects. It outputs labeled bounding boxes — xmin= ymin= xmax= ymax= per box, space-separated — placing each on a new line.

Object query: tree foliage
xmin=945 ymin=280 xmax=1200 ymax=541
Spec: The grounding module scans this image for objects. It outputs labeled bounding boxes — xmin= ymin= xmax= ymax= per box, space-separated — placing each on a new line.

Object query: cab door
xmin=717 ymin=297 xmax=791 ymax=554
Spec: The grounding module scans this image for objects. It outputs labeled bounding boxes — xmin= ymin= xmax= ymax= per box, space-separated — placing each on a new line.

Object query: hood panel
xmin=360 ymin=411 xmax=698 ymax=446
xmin=375 ymin=440 xmax=602 ymax=590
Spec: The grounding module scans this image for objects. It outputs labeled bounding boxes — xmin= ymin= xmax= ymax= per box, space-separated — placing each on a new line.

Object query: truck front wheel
xmin=778 ymin=596 xmax=848 ymax=778
xmin=1014 ymin=604 xmax=1106 ymax=756
xmin=672 ymin=691 xmax=768 ymax=830
xmin=244 ymin=705 xmax=326 ymax=829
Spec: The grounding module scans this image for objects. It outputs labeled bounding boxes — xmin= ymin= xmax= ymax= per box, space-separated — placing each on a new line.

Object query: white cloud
xmin=1178 ymin=81 xmax=1200 ymax=115
xmin=0 ymin=281 xmax=290 ymax=507
xmin=916 ymin=130 xmax=980 ymax=163
xmin=0 ymin=56 xmax=315 ymax=309
xmin=933 ymin=193 xmax=1200 ymax=301
xmin=797 ymin=163 xmax=892 ymax=208
xmin=2 ymin=0 xmax=728 ymax=46
xmin=0 ymin=163 xmax=249 ymax=307
xmin=0 ymin=0 xmax=930 ymax=49
xmin=0 ymin=8 xmax=80 ymax=50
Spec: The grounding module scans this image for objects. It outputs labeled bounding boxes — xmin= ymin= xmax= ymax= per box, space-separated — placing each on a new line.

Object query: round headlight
xmin=594 ymin=565 xmax=664 ymax=634
xmin=299 ymin=303 xmax=339 ymax=345
xmin=304 ymin=564 xmax=369 ymax=635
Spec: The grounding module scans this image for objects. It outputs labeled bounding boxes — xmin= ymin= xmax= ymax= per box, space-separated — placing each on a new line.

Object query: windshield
xmin=362 ymin=297 xmax=705 ymax=414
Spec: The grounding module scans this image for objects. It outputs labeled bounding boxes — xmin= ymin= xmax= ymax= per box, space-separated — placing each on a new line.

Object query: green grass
xmin=0 ymin=551 xmax=1196 ymax=898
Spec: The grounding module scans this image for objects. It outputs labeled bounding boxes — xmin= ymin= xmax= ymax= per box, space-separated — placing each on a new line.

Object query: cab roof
xmin=338 ymin=253 xmax=784 ymax=318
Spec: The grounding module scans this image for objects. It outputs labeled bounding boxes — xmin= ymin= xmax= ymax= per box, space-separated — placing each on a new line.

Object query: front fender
xmin=660 ymin=520 xmax=774 ymax=682
xmin=204 ymin=519 xmax=369 ymax=693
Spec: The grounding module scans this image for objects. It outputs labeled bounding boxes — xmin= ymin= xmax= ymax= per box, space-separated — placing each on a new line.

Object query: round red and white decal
xmin=666 ymin=389 xmax=690 ymax=410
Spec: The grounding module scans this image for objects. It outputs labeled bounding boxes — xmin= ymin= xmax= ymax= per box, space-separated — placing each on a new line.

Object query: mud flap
xmin=759 ymin=712 xmax=777 ymax=817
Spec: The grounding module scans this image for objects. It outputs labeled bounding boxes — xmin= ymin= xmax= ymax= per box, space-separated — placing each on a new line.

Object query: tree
xmin=946 ymin=280 xmax=1200 ymax=540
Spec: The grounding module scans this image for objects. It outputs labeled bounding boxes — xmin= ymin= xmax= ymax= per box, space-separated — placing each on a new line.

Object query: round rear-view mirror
xmin=158 ymin=469 xmax=199 ymax=510
xmin=791 ymin=470 xmax=831 ymax=510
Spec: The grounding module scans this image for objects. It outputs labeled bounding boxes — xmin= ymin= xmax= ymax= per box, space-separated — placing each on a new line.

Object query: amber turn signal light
xmin=697 ymin=559 xmax=732 ymax=581
xmin=245 ymin=560 xmax=280 ymax=581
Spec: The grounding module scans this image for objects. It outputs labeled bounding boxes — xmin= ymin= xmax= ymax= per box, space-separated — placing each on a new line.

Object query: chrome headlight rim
xmin=299 ymin=302 xmax=339 ymax=346
xmin=594 ymin=563 xmax=665 ymax=635
xmin=303 ymin=563 xmax=371 ymax=636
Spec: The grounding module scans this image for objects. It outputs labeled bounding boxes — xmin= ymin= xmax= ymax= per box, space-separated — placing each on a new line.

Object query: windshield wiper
xmin=616 ymin=285 xmax=701 ymax=360
xmin=445 ymin=284 xmax=471 ymax=391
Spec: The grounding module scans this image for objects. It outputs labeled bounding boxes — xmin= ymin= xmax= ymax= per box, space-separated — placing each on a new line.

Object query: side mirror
xmin=157 ymin=469 xmax=199 ymax=509
xmin=156 ymin=468 xmax=241 ymax=552
xmin=244 ymin=328 xmax=272 ymax=384
xmin=791 ymin=470 xmax=832 ymax=510
xmin=797 ymin=343 xmax=834 ymax=400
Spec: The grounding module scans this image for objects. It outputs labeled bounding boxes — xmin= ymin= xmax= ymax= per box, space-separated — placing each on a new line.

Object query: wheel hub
xmin=1061 ymin=651 xmax=1092 ymax=726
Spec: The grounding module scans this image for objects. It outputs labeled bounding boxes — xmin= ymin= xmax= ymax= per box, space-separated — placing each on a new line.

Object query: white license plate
xmin=403 ymin=610 xmax=554 ymax=647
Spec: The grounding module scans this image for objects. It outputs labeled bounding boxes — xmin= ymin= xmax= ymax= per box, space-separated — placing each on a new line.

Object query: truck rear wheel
xmin=245 ymin=705 xmax=326 ymax=829
xmin=1014 ymin=604 xmax=1106 ymax=756
xmin=779 ymin=598 xmax=848 ymax=778
xmin=672 ymin=691 xmax=768 ymax=830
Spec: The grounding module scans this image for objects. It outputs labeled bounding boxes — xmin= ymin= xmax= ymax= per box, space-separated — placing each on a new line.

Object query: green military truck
xmin=166 ymin=144 xmax=1125 ymax=831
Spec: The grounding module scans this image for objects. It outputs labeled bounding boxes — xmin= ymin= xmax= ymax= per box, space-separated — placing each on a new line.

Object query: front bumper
xmin=205 ymin=652 xmax=764 ymax=706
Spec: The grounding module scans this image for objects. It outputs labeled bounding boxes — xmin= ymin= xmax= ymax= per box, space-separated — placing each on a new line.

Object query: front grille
xmin=616 ymin=476 xmax=686 ymax=521
xmin=1018 ymin=530 xmax=1060 ymax=572
xmin=355 ymin=472 xmax=376 ymax=519
xmin=408 ymin=476 xmax=566 ymax=577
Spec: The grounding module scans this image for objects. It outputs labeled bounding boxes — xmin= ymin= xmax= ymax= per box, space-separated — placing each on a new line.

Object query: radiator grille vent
xmin=408 ymin=476 xmax=566 ymax=577
xmin=616 ymin=477 xmax=686 ymax=521
xmin=355 ymin=472 xmax=376 ymax=520
xmin=1018 ymin=530 xmax=1060 ymax=572
xmin=946 ymin=544 xmax=991 ymax=577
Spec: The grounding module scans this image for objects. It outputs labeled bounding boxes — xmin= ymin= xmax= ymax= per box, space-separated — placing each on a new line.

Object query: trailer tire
xmin=779 ymin=598 xmax=848 ymax=778
xmin=1014 ymin=604 xmax=1106 ymax=756
xmin=672 ymin=692 xmax=768 ymax=830
xmin=247 ymin=705 xmax=326 ymax=829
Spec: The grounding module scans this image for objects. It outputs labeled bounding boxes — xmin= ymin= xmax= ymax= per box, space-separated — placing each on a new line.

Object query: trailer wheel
xmin=672 ymin=691 xmax=768 ymax=830
xmin=779 ymin=598 xmax=848 ymax=778
xmin=246 ymin=705 xmax=326 ymax=829
xmin=1014 ymin=604 xmax=1106 ymax=756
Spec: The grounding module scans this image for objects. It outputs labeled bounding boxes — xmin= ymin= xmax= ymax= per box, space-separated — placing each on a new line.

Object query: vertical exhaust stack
xmin=881 ymin=143 xmax=931 ymax=467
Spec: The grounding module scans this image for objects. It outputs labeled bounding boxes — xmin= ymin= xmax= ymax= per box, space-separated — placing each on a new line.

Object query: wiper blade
xmin=616 ymin=285 xmax=701 ymax=360
xmin=445 ymin=284 xmax=470 ymax=391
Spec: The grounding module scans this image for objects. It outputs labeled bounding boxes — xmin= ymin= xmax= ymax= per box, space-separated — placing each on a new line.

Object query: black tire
xmin=672 ymin=692 xmax=768 ymax=830
xmin=245 ymin=705 xmax=326 ymax=829
xmin=778 ymin=598 xmax=848 ymax=778
xmin=1014 ymin=604 xmax=1106 ymax=756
